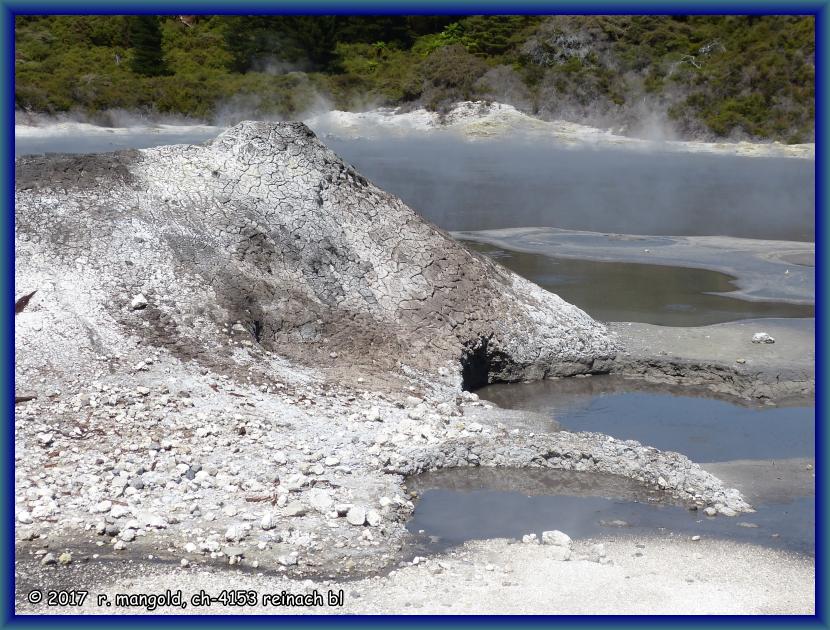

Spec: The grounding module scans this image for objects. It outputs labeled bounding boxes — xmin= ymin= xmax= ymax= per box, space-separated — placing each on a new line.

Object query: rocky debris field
xmin=14 ymin=339 xmax=751 ymax=584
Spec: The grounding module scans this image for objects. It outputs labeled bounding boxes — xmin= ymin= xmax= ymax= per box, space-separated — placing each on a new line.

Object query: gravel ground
xmin=16 ymin=535 xmax=814 ymax=615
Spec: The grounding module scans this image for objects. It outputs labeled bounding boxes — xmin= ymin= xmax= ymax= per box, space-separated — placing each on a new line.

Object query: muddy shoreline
xmin=610 ymin=318 xmax=814 ymax=403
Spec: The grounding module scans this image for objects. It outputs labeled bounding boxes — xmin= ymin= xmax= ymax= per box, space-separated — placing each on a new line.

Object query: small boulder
xmin=91 ymin=500 xmax=112 ymax=514
xmin=307 ymin=489 xmax=334 ymax=513
xmin=130 ymin=294 xmax=148 ymax=310
xmin=138 ymin=511 xmax=167 ymax=529
xmin=346 ymin=506 xmax=367 ymax=526
xmin=224 ymin=524 xmax=245 ymax=542
xmin=366 ymin=509 xmax=382 ymax=527
xmin=261 ymin=512 xmax=277 ymax=530
xmin=541 ymin=530 xmax=572 ymax=549
xmin=283 ymin=502 xmax=308 ymax=517
xmin=278 ymin=552 xmax=298 ymax=566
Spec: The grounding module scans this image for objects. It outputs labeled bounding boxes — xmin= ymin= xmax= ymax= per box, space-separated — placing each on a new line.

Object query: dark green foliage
xmin=14 ymin=15 xmax=814 ymax=141
xmin=128 ymin=16 xmax=167 ymax=76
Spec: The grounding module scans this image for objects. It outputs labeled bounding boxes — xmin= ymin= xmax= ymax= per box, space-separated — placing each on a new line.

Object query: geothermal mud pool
xmin=13 ymin=111 xmax=815 ymax=614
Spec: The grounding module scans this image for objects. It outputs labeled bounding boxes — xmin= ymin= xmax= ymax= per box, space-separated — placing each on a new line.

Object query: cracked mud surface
xmin=15 ymin=121 xmax=617 ymax=392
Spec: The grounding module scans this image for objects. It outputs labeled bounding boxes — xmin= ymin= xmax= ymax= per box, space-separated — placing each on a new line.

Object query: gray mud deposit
xmin=610 ymin=318 xmax=815 ymax=402
xmin=15 ymin=122 xmax=616 ymax=392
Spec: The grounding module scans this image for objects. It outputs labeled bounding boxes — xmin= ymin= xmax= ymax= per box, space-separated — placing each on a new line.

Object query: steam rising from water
xmin=15 ymin=105 xmax=814 ymax=242
xmin=324 ymin=135 xmax=814 ymax=241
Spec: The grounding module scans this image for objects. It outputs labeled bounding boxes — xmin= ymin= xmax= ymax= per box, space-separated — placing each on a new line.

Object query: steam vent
xmin=15 ymin=121 xmax=616 ymax=389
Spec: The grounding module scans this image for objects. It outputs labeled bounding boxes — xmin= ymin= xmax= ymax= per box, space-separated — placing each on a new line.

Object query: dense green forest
xmin=15 ymin=15 xmax=815 ymax=142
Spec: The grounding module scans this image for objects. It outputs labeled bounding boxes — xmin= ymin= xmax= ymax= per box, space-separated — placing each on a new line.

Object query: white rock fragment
xmin=366 ymin=509 xmax=382 ymax=527
xmin=130 ymin=293 xmax=148 ymax=310
xmin=37 ymin=432 xmax=54 ymax=446
xmin=139 ymin=512 xmax=168 ymax=529
xmin=752 ymin=332 xmax=775 ymax=344
xmin=283 ymin=502 xmax=308 ymax=517
xmin=541 ymin=530 xmax=572 ymax=549
xmin=224 ymin=524 xmax=245 ymax=542
xmin=346 ymin=506 xmax=367 ymax=526
xmin=278 ymin=552 xmax=298 ymax=566
xmin=261 ymin=512 xmax=277 ymax=530
xmin=307 ymin=489 xmax=334 ymax=513
xmin=91 ymin=500 xmax=112 ymax=514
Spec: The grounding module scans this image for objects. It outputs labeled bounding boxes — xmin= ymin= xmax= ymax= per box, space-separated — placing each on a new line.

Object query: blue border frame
xmin=2 ymin=2 xmax=825 ymax=627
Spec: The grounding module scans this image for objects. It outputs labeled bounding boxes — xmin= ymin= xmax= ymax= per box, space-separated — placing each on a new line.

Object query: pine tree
xmin=128 ymin=15 xmax=167 ymax=76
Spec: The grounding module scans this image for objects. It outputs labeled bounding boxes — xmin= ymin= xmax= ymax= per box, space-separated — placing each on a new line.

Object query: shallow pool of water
xmin=478 ymin=377 xmax=814 ymax=463
xmin=465 ymin=242 xmax=815 ymax=326
xmin=406 ymin=467 xmax=813 ymax=555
